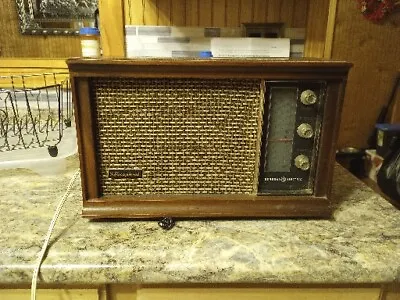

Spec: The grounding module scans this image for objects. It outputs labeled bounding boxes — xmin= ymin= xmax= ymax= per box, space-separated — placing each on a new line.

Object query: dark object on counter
xmin=336 ymin=147 xmax=366 ymax=178
xmin=375 ymin=123 xmax=400 ymax=157
xmin=367 ymin=73 xmax=399 ymax=148
xmin=377 ymin=136 xmax=400 ymax=203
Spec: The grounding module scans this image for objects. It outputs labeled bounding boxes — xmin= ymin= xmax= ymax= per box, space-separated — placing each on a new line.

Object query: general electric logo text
xmin=264 ymin=176 xmax=303 ymax=183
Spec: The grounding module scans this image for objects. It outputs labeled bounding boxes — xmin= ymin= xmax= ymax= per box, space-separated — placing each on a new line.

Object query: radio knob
xmin=294 ymin=155 xmax=310 ymax=171
xmin=297 ymin=123 xmax=314 ymax=139
xmin=300 ymin=90 xmax=317 ymax=105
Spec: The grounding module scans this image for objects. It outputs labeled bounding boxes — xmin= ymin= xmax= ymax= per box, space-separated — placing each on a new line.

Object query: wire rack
xmin=0 ymin=72 xmax=73 ymax=157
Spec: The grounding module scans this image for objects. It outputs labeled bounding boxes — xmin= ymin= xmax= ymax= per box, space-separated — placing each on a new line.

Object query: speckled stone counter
xmin=0 ymin=156 xmax=399 ymax=285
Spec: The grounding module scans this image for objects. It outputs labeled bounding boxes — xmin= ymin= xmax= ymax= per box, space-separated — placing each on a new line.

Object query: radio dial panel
xmin=258 ymin=82 xmax=325 ymax=195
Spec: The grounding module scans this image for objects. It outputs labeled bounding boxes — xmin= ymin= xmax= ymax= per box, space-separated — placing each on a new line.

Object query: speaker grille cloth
xmin=92 ymin=78 xmax=263 ymax=195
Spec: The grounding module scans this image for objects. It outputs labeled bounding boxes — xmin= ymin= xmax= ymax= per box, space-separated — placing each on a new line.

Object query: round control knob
xmin=297 ymin=123 xmax=314 ymax=139
xmin=300 ymin=90 xmax=317 ymax=105
xmin=294 ymin=155 xmax=310 ymax=171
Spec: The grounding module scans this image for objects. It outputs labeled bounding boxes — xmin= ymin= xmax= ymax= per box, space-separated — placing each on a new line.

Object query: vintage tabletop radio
xmin=67 ymin=58 xmax=351 ymax=219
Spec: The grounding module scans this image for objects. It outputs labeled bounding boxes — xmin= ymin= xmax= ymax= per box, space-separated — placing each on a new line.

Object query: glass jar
xmin=79 ymin=27 xmax=100 ymax=58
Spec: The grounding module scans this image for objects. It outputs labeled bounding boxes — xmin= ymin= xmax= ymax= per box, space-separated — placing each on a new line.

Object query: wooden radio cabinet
xmin=67 ymin=58 xmax=351 ymax=219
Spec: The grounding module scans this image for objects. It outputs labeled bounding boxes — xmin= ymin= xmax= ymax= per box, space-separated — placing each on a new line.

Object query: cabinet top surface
xmin=66 ymin=58 xmax=352 ymax=78
xmin=66 ymin=57 xmax=352 ymax=70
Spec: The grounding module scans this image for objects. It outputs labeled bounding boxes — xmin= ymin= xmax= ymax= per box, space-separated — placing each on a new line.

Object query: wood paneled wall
xmin=0 ymin=1 xmax=80 ymax=58
xmin=332 ymin=1 xmax=400 ymax=148
xmin=124 ymin=0 xmax=309 ymax=27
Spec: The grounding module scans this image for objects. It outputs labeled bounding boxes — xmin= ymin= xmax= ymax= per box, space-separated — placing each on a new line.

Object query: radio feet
xmin=158 ymin=217 xmax=175 ymax=230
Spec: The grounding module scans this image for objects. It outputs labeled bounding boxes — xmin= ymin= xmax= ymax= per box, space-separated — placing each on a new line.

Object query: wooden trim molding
xmin=0 ymin=58 xmax=67 ymax=69
xmin=324 ymin=0 xmax=339 ymax=59
xmin=304 ymin=0 xmax=331 ymax=58
xmin=98 ymin=0 xmax=125 ymax=57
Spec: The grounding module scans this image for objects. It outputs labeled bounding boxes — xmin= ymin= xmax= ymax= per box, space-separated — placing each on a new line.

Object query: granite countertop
xmin=0 ymin=156 xmax=399 ymax=285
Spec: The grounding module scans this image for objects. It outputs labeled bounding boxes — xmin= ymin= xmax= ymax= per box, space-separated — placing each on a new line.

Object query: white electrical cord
xmin=31 ymin=170 xmax=80 ymax=300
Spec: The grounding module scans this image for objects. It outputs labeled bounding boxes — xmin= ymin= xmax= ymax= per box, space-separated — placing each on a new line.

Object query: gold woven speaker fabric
xmin=92 ymin=78 xmax=263 ymax=195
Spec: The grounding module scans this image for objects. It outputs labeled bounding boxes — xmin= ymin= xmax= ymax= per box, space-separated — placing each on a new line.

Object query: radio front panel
xmin=68 ymin=58 xmax=351 ymax=219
